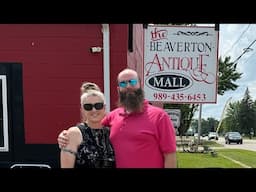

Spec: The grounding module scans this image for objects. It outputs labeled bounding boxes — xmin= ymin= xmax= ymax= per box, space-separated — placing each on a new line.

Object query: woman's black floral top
xmin=75 ymin=123 xmax=115 ymax=168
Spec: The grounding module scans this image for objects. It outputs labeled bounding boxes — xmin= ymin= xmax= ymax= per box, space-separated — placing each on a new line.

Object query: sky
xmin=195 ymin=24 xmax=256 ymax=120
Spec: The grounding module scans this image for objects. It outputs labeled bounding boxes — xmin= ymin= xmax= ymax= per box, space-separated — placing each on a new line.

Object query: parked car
xmin=208 ymin=132 xmax=219 ymax=140
xmin=225 ymin=132 xmax=243 ymax=144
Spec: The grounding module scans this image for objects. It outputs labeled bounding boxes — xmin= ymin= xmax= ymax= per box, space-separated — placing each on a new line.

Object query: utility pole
xmin=196 ymin=103 xmax=202 ymax=151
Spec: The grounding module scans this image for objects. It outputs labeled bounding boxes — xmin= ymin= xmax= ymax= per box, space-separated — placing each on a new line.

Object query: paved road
xmin=214 ymin=137 xmax=256 ymax=152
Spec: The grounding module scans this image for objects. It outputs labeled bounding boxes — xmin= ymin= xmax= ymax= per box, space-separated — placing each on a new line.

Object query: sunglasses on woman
xmin=83 ymin=102 xmax=104 ymax=111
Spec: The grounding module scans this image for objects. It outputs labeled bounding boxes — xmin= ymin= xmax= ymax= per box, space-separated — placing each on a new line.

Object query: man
xmin=58 ymin=68 xmax=176 ymax=168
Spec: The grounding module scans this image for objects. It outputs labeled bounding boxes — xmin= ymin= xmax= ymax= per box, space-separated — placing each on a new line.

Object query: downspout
xmin=102 ymin=24 xmax=110 ymax=112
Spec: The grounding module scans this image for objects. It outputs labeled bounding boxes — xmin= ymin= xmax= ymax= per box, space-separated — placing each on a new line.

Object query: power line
xmin=223 ymin=24 xmax=251 ymax=57
xmin=233 ymin=39 xmax=256 ymax=63
xmin=242 ymin=50 xmax=256 ymax=65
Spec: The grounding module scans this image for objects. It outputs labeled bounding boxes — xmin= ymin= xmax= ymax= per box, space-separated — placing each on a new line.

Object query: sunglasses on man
xmin=83 ymin=102 xmax=104 ymax=111
xmin=118 ymin=79 xmax=138 ymax=88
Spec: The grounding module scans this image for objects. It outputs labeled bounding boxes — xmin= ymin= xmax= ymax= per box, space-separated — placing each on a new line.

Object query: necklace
xmin=90 ymin=129 xmax=103 ymax=149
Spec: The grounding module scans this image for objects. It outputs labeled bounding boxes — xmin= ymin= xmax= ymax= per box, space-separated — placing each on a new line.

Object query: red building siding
xmin=109 ymin=24 xmax=129 ymax=110
xmin=0 ymin=24 xmax=129 ymax=145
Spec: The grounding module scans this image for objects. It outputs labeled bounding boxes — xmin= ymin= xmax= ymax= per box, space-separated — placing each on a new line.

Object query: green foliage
xmin=218 ymin=56 xmax=242 ymax=95
xmin=224 ymin=101 xmax=241 ymax=133
xmin=191 ymin=118 xmax=219 ymax=135
xmin=165 ymin=55 xmax=242 ymax=135
xmin=239 ymin=88 xmax=255 ymax=134
xmin=223 ymin=87 xmax=256 ymax=135
xmin=164 ymin=103 xmax=198 ymax=136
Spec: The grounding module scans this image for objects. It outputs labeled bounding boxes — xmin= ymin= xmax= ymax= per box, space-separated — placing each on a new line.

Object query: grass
xmin=177 ymin=151 xmax=243 ymax=168
xmin=176 ymin=136 xmax=256 ymax=168
xmin=177 ymin=149 xmax=256 ymax=168
xmin=217 ymin=149 xmax=256 ymax=168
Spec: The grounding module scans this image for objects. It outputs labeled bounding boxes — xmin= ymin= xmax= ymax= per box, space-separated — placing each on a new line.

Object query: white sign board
xmin=165 ymin=109 xmax=181 ymax=128
xmin=143 ymin=25 xmax=219 ymax=103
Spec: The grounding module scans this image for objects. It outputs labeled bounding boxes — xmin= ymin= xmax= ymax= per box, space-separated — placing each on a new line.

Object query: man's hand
xmin=57 ymin=130 xmax=69 ymax=148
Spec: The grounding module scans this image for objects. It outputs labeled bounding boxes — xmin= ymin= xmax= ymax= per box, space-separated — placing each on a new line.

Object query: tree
xmin=164 ymin=103 xmax=198 ymax=137
xmin=218 ymin=56 xmax=242 ymax=95
xmin=239 ymin=87 xmax=255 ymax=134
xmin=224 ymin=87 xmax=256 ymax=135
xmin=224 ymin=101 xmax=241 ymax=133
xmin=168 ymin=55 xmax=242 ymax=136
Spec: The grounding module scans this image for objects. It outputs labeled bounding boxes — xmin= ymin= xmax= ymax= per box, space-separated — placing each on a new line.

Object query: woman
xmin=57 ymin=81 xmax=101 ymax=148
xmin=79 ymin=82 xmax=101 ymax=122
xmin=60 ymin=89 xmax=115 ymax=168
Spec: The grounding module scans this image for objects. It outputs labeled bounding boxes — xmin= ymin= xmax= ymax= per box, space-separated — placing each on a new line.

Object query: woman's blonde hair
xmin=80 ymin=82 xmax=101 ymax=95
xmin=80 ymin=90 xmax=106 ymax=106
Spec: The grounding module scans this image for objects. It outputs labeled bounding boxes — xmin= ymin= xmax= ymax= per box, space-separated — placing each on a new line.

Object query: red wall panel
xmin=0 ymin=24 xmax=103 ymax=143
xmin=0 ymin=24 xmax=129 ymax=144
xmin=109 ymin=24 xmax=128 ymax=110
